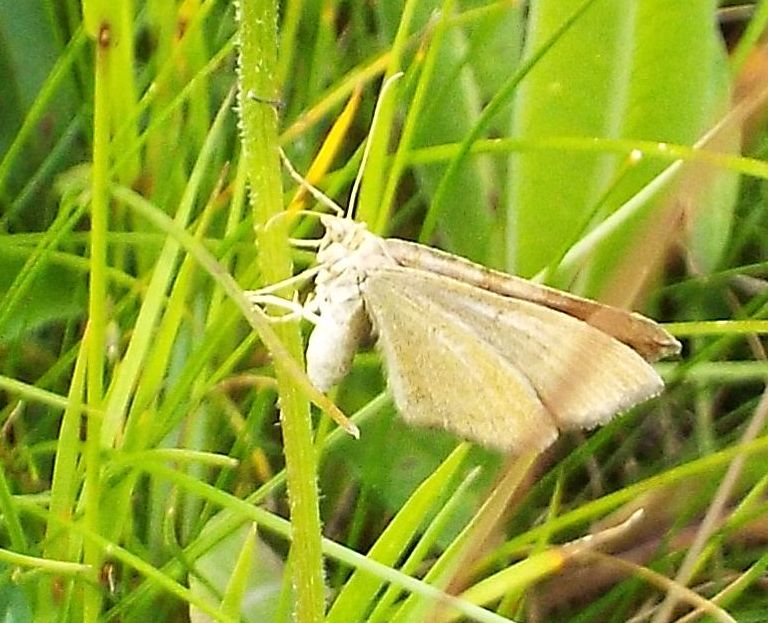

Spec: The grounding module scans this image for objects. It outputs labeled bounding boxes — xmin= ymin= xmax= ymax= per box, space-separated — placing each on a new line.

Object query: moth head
xmin=319 ymin=214 xmax=370 ymax=249
xmin=315 ymin=215 xmax=394 ymax=275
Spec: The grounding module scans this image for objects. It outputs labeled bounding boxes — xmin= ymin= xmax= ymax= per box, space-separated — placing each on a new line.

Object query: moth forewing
xmin=362 ymin=270 xmax=560 ymax=453
xmin=382 ymin=238 xmax=681 ymax=362
xmin=365 ymin=268 xmax=665 ymax=436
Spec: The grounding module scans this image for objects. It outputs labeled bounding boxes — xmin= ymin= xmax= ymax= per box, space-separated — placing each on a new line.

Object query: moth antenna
xmin=347 ymin=72 xmax=404 ymax=220
xmin=279 ymin=148 xmax=344 ymax=217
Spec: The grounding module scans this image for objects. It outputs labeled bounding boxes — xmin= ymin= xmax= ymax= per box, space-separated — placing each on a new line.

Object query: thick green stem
xmin=83 ymin=7 xmax=111 ymax=622
xmin=236 ymin=1 xmax=326 ymax=621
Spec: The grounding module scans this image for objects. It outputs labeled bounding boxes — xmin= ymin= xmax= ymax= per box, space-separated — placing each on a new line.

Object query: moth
xmin=302 ymin=213 xmax=680 ymax=454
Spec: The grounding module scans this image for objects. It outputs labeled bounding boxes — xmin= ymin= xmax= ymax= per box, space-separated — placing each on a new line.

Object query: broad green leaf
xmin=409 ymin=21 xmax=499 ymax=265
xmin=581 ymin=0 xmax=731 ymax=298
xmin=508 ymin=0 xmax=633 ymax=277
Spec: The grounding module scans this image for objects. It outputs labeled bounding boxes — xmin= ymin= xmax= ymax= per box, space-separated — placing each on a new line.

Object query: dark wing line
xmin=382 ymin=237 xmax=681 ymax=362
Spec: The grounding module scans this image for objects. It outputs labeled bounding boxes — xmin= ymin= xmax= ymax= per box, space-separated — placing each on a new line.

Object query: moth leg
xmin=302 ymin=290 xmax=320 ymax=313
xmin=289 ymin=237 xmax=322 ymax=249
xmin=246 ymin=291 xmax=321 ymax=325
xmin=244 ymin=250 xmax=325 ymax=324
xmin=245 ymin=264 xmax=323 ymax=299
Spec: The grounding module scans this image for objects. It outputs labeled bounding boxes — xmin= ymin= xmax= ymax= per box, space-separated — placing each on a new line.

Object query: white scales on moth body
xmin=304 ymin=214 xmax=390 ymax=394
xmin=271 ymin=210 xmax=680 ymax=454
